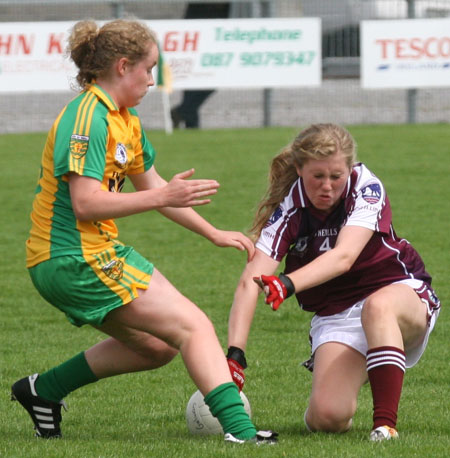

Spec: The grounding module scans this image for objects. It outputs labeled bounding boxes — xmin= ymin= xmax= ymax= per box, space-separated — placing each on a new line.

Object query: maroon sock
xmin=366 ymin=346 xmax=405 ymax=429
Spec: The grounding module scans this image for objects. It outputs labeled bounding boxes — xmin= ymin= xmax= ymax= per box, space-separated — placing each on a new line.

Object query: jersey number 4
xmin=319 ymin=237 xmax=332 ymax=252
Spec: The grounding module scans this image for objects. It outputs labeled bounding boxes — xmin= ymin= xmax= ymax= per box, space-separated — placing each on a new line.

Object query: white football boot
xmin=224 ymin=430 xmax=278 ymax=444
xmin=369 ymin=425 xmax=399 ymax=442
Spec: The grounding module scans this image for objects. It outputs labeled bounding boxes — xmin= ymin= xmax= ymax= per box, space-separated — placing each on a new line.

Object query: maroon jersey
xmin=256 ymin=163 xmax=432 ymax=316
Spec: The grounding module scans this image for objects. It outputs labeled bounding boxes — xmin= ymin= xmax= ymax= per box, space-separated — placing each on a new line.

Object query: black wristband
xmin=279 ymin=273 xmax=295 ymax=298
xmin=227 ymin=346 xmax=247 ymax=369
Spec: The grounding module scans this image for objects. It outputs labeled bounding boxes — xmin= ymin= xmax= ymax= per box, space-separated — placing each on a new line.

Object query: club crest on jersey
xmin=361 ymin=182 xmax=381 ymax=204
xmin=264 ymin=207 xmax=283 ymax=227
xmin=101 ymin=259 xmax=124 ymax=281
xmin=294 ymin=236 xmax=308 ymax=254
xmin=70 ymin=134 xmax=89 ymax=159
xmin=114 ymin=143 xmax=128 ymax=168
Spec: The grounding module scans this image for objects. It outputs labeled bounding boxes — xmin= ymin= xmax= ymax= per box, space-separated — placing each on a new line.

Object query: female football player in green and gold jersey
xmin=11 ymin=18 xmax=276 ymax=445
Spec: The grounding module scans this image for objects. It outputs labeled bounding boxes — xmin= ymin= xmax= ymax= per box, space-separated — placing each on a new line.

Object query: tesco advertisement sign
xmin=361 ymin=18 xmax=450 ymax=89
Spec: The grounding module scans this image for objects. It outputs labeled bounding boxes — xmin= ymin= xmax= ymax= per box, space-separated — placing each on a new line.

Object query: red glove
xmin=226 ymin=346 xmax=247 ymax=392
xmin=253 ymin=273 xmax=295 ymax=311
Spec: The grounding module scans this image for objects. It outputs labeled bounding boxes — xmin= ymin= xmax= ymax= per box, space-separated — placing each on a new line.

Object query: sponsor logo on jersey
xmin=354 ymin=204 xmax=379 ymax=213
xmin=70 ymin=134 xmax=89 ymax=159
xmin=361 ymin=182 xmax=381 ymax=204
xmin=262 ymin=230 xmax=275 ymax=240
xmin=314 ymin=228 xmax=338 ymax=237
xmin=264 ymin=207 xmax=283 ymax=227
xmin=114 ymin=143 xmax=128 ymax=168
xmin=108 ymin=172 xmax=126 ymax=193
xmin=101 ymin=259 xmax=124 ymax=281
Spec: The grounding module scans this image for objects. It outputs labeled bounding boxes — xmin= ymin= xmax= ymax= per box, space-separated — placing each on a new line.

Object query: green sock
xmin=204 ymin=382 xmax=257 ymax=440
xmin=35 ymin=352 xmax=98 ymax=402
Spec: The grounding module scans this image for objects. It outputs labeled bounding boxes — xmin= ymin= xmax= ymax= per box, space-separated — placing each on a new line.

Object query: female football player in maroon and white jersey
xmin=226 ymin=123 xmax=440 ymax=441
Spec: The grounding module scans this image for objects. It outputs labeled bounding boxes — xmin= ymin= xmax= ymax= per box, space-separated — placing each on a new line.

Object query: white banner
xmin=152 ymin=18 xmax=321 ymax=89
xmin=361 ymin=18 xmax=450 ymax=89
xmin=0 ymin=18 xmax=321 ymax=93
xmin=0 ymin=21 xmax=76 ymax=92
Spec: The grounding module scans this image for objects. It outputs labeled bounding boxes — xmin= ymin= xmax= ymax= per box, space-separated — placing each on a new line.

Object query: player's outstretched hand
xmin=209 ymin=229 xmax=255 ymax=262
xmin=253 ymin=274 xmax=295 ymax=311
xmin=164 ymin=169 xmax=220 ymax=207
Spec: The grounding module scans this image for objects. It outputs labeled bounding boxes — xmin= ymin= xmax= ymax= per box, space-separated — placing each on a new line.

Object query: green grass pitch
xmin=0 ymin=125 xmax=449 ymax=457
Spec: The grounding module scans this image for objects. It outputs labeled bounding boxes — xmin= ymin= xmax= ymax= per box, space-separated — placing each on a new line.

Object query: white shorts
xmin=307 ymin=279 xmax=440 ymax=369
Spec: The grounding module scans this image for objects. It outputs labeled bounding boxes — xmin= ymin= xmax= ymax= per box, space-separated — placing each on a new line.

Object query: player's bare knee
xmin=362 ymin=295 xmax=391 ymax=324
xmin=309 ymin=413 xmax=353 ymax=433
xmin=308 ymin=402 xmax=354 ymax=433
xmin=190 ymin=307 xmax=216 ymax=334
xmin=173 ymin=306 xmax=217 ymax=350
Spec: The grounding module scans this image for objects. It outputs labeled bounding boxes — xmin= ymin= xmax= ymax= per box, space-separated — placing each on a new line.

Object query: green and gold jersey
xmin=26 ymin=84 xmax=155 ymax=268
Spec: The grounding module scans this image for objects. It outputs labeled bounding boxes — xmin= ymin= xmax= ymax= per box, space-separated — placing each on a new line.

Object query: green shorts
xmin=29 ymin=245 xmax=153 ymax=327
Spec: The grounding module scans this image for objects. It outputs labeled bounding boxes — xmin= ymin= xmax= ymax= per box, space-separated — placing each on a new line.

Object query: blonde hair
xmin=250 ymin=123 xmax=356 ymax=240
xmin=67 ymin=19 xmax=157 ymax=89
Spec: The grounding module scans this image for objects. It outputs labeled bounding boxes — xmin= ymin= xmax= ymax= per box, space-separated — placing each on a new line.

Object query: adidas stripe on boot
xmin=11 ymin=373 xmax=67 ymax=438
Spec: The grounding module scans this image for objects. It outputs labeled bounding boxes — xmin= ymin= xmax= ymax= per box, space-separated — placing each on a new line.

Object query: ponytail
xmin=249 ymin=145 xmax=298 ymax=240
